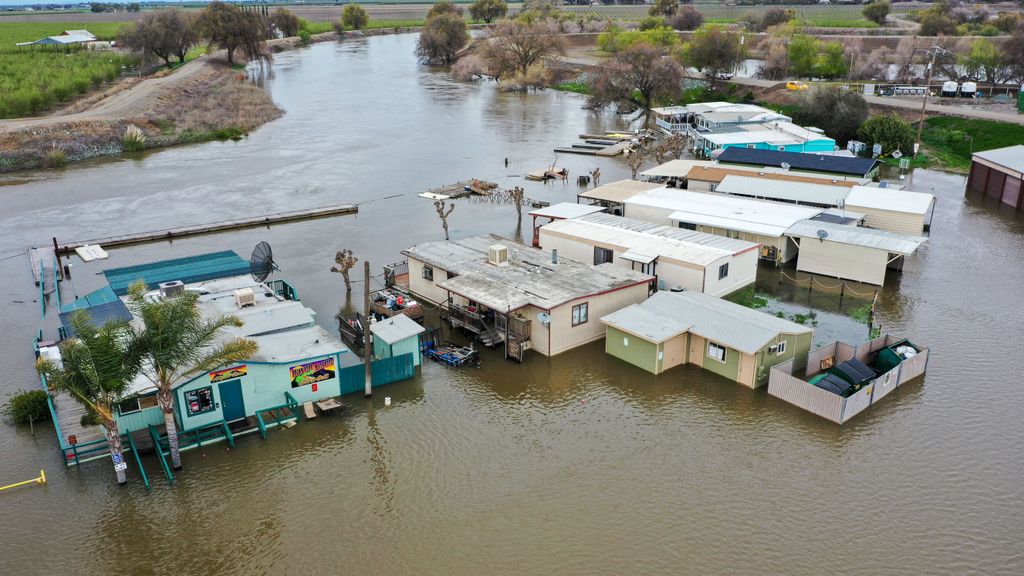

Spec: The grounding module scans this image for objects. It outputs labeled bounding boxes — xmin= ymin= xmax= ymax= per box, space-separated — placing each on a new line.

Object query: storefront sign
xmin=210 ymin=365 xmax=247 ymax=383
xmin=289 ymin=357 xmax=336 ymax=388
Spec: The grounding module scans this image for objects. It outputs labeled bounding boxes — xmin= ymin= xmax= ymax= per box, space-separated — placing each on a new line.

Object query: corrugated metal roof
xmin=627 ymin=188 xmax=823 ymax=237
xmin=715 ymin=175 xmax=852 ymax=207
xmin=601 ymin=291 xmax=811 ymax=352
xmin=104 ymin=251 xmax=250 ymax=295
xmin=233 ymin=301 xmax=316 ymax=337
xmin=640 ymin=160 xmax=717 ymax=179
xmin=370 ymin=314 xmax=426 ymax=344
xmin=58 ymin=300 xmax=133 ymax=337
xmin=576 ymin=213 xmax=761 ymax=251
xmin=578 ymin=179 xmax=662 ymax=202
xmin=718 ymin=148 xmax=879 ymax=177
xmin=528 ymin=202 xmax=605 ymax=220
xmin=59 ymin=285 xmax=121 ymax=313
xmin=786 ymin=220 xmax=927 ymax=255
xmin=844 ymin=186 xmax=935 ymax=215
xmin=685 ymin=165 xmax=864 ymax=186
xmin=973 ymin=145 xmax=1024 ymax=173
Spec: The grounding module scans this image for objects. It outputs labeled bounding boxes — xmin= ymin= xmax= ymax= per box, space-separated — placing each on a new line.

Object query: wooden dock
xmin=28 ymin=247 xmax=59 ymax=290
xmin=420 ymin=180 xmax=498 ymax=200
xmin=555 ymin=138 xmax=633 ymax=157
xmin=55 ymin=204 xmax=358 ymax=255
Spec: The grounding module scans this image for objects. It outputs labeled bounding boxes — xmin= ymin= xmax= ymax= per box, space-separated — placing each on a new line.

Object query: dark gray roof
xmin=717 ymin=148 xmax=879 ymax=177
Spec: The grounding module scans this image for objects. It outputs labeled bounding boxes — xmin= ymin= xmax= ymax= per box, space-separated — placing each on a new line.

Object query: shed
xmin=371 ymin=314 xmax=426 ymax=367
xmin=967 ymin=145 xmax=1024 ymax=210
xmin=786 ymin=220 xmax=927 ymax=286
xmin=843 ymin=186 xmax=936 ymax=235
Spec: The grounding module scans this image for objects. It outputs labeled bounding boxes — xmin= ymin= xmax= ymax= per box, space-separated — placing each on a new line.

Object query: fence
xmin=338 ymin=353 xmax=416 ymax=396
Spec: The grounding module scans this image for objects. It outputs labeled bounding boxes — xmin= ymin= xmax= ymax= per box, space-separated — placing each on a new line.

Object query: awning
xmin=620 ymin=249 xmax=658 ymax=265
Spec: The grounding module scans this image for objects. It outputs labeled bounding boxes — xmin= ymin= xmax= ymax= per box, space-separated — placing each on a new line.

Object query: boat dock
xmin=554 ymin=137 xmax=633 ymax=157
xmin=53 ymin=204 xmax=358 ymax=255
xmin=419 ymin=180 xmax=498 ymax=200
xmin=28 ymin=247 xmax=59 ymax=289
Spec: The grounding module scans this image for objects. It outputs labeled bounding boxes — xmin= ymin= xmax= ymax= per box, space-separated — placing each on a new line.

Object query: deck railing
xmin=268 ymin=279 xmax=299 ymax=301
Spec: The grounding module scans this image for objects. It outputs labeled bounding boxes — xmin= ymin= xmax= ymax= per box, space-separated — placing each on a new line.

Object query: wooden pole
xmin=914 ymin=48 xmax=937 ymax=159
xmin=363 ymin=260 xmax=372 ymax=398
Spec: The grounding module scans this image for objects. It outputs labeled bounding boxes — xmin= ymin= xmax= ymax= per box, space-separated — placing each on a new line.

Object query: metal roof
xmin=370 ymin=314 xmax=426 ymax=345
xmin=16 ymin=34 xmax=94 ymax=46
xmin=528 ymin=202 xmax=605 ymax=220
xmin=103 ymin=251 xmax=251 ymax=295
xmin=717 ymin=148 xmax=879 ymax=177
xmin=844 ymin=186 xmax=935 ymax=215
xmin=602 ymin=291 xmax=811 ymax=352
xmin=231 ymin=301 xmax=317 ymax=337
xmin=786 ymin=220 xmax=927 ymax=255
xmin=58 ymin=300 xmax=133 ymax=337
xmin=542 ymin=212 xmax=758 ymax=267
xmin=684 ymin=165 xmax=865 ymax=186
xmin=404 ymin=235 xmax=652 ymax=311
xmin=973 ymin=145 xmax=1024 ymax=174
xmin=715 ymin=175 xmax=852 ymax=207
xmin=59 ymin=285 xmax=121 ymax=313
xmin=578 ymin=179 xmax=662 ymax=203
xmin=640 ymin=160 xmax=717 ymax=179
xmin=702 ymin=122 xmax=835 ymax=147
xmin=626 ymin=188 xmax=823 ymax=237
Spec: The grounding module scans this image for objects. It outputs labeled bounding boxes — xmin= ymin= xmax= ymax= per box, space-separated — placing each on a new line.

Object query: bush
xmin=794 ymin=85 xmax=868 ymax=145
xmin=669 ymin=6 xmax=704 ymax=32
xmin=759 ymin=8 xmax=793 ymax=31
xmin=2 ymin=389 xmax=50 ymax=425
xmin=270 ymin=8 xmax=301 ymax=37
xmin=469 ymin=0 xmax=507 ymax=24
xmin=342 ymin=4 xmax=369 ymax=31
xmin=919 ymin=13 xmax=958 ymax=36
xmin=297 ymin=29 xmax=311 ymax=45
xmin=122 ymin=124 xmax=147 ymax=152
xmin=858 ymin=114 xmax=914 ymax=156
xmin=863 ymin=1 xmax=890 ymax=26
xmin=416 ymin=12 xmax=468 ymax=64
xmin=638 ymin=16 xmax=666 ymax=31
xmin=649 ymin=0 xmax=678 ymax=19
xmin=427 ymin=0 xmax=463 ymax=19
xmin=43 ymin=146 xmax=67 ymax=168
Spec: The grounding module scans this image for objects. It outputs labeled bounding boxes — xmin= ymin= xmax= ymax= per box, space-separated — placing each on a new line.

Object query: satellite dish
xmin=250 ymin=241 xmax=277 ymax=283
xmin=537 ymin=312 xmax=551 ymax=326
xmin=817 ymin=230 xmax=829 ymax=240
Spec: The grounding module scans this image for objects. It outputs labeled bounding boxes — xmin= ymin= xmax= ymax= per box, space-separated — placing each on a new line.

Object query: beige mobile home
xmin=786 ymin=220 xmax=927 ymax=286
xmin=539 ymin=213 xmax=760 ymax=297
xmin=843 ymin=186 xmax=935 ymax=235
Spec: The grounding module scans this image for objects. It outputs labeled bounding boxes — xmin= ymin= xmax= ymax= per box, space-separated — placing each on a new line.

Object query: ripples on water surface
xmin=1 ymin=35 xmax=1023 ymax=576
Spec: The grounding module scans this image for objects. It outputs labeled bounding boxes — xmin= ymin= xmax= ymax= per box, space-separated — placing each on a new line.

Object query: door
xmin=218 ymin=379 xmax=245 ymax=422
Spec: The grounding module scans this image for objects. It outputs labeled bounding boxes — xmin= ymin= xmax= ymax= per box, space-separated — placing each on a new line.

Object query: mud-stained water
xmin=1 ymin=34 xmax=1022 ymax=576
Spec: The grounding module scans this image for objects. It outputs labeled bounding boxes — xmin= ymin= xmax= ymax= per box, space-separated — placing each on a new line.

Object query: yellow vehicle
xmin=786 ymin=81 xmax=809 ymax=91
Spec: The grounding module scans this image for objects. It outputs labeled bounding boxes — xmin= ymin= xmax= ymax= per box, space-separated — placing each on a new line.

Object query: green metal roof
xmin=59 ymin=285 xmax=121 ymax=314
xmin=103 ymin=251 xmax=250 ymax=295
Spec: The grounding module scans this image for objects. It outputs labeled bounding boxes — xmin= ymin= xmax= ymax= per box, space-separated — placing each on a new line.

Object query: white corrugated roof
xmin=528 ymin=202 xmax=605 ymax=220
xmin=234 ymin=300 xmax=316 ymax=337
xmin=627 ymin=188 xmax=823 ymax=237
xmin=578 ymin=179 xmax=662 ymax=202
xmin=602 ymin=291 xmax=811 ymax=351
xmin=844 ymin=186 xmax=935 ymax=215
xmin=716 ymin=175 xmax=852 ymax=207
xmin=786 ymin=220 xmax=927 ymax=255
xmin=370 ymin=314 xmax=426 ymax=344
xmin=973 ymin=145 xmax=1024 ymax=174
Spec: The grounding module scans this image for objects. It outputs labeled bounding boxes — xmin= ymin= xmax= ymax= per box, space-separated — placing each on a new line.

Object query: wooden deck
xmin=51 ymin=388 xmax=108 ymax=454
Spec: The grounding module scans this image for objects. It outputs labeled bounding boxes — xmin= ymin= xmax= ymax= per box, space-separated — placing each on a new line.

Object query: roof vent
xmin=159 ymin=280 xmax=184 ymax=298
xmin=488 ymin=244 xmax=509 ymax=266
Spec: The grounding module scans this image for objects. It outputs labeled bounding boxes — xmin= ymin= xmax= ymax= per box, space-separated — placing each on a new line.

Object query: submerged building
xmin=966 ymin=144 xmax=1024 ymax=211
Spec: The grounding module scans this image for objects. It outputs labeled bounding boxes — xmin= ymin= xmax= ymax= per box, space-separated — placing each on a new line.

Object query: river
xmin=1 ymin=34 xmax=1022 ymax=576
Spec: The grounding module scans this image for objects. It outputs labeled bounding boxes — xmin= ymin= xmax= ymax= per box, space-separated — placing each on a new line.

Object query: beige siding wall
xmin=701 ymin=249 xmax=758 ymax=297
xmin=523 ymin=305 xmax=550 ymax=356
xmin=738 ymin=352 xmax=756 ymax=387
xmin=845 ymin=204 xmax=926 ymax=235
xmin=546 ymin=283 xmax=650 ymax=356
xmin=795 ymin=239 xmax=890 ymax=286
xmin=407 ymin=257 xmax=451 ymax=306
xmin=662 ymin=333 xmax=688 ymax=371
xmin=688 ymin=334 xmax=705 ymax=368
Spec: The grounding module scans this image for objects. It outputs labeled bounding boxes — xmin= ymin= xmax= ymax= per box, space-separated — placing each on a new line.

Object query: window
xmin=678 ymin=221 xmax=697 ymax=231
xmin=184 ymin=386 xmax=216 ymax=417
xmin=117 ymin=395 xmax=158 ymax=415
xmin=707 ymin=342 xmax=727 ymax=363
xmin=422 ymin=265 xmax=433 ymax=281
xmin=572 ymin=302 xmax=589 ymax=326
xmin=718 ymin=263 xmax=729 ymax=280
xmin=775 ymin=341 xmax=787 ymax=355
xmin=746 ymin=144 xmax=756 ymax=149
xmin=593 ymin=247 xmax=613 ymax=265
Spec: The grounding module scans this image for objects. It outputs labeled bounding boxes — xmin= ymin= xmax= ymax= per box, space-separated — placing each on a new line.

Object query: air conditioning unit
xmin=488 ymin=244 xmax=509 ymax=266
xmin=159 ymin=280 xmax=185 ymax=298
xmin=233 ymin=288 xmax=256 ymax=309
xmin=768 ymin=344 xmax=779 ymax=354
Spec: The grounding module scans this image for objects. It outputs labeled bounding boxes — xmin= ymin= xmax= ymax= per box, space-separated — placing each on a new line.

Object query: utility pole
xmin=363 ymin=260 xmax=372 ymax=398
xmin=914 ymin=47 xmax=939 ymax=159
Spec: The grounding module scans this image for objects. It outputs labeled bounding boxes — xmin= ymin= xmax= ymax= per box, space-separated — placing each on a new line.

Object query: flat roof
xmin=640 ymin=160 xmax=717 ymax=179
xmin=717 ymin=147 xmax=879 ymax=177
xmin=973 ymin=145 xmax=1024 ymax=174
xmin=370 ymin=314 xmax=426 ymax=345
xmin=542 ymin=212 xmax=758 ymax=267
xmin=578 ymin=179 xmax=663 ymax=203
xmin=844 ymin=186 xmax=935 ymax=215
xmin=715 ymin=174 xmax=853 ymax=207
xmin=404 ymin=235 xmax=652 ymax=312
xmin=685 ymin=165 xmax=865 ymax=186
xmin=602 ymin=291 xmax=811 ymax=351
xmin=103 ymin=250 xmax=251 ymax=295
xmin=528 ymin=202 xmax=605 ymax=220
xmin=786 ymin=220 xmax=927 ymax=255
xmin=627 ymin=188 xmax=823 ymax=237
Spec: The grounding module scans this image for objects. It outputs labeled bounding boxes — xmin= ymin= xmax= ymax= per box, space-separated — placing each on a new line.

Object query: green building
xmin=370 ymin=314 xmax=425 ymax=367
xmin=600 ymin=291 xmax=812 ymax=388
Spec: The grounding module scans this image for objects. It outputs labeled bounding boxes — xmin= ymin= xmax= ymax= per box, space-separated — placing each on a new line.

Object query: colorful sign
xmin=210 ymin=365 xmax=247 ymax=383
xmin=290 ymin=357 xmax=336 ymax=388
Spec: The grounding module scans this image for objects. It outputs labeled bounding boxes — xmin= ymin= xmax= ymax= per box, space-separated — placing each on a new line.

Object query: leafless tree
xmin=625 ymin=144 xmax=649 ymax=180
xmin=434 ymin=199 xmax=455 ymax=240
xmin=590 ymin=167 xmax=601 ymax=187
xmin=330 ymin=249 xmax=359 ymax=292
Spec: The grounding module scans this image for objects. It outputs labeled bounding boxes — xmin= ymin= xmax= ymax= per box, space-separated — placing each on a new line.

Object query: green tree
xmin=590 ymin=42 xmax=684 ymax=109
xmin=196 ymin=1 xmax=269 ymax=66
xmin=649 ymin=0 xmax=678 ymax=18
xmin=757 ymin=8 xmax=793 ymax=32
xmin=36 ymin=312 xmax=143 ymax=485
xmin=816 ymin=41 xmax=849 ymax=80
xmin=862 ymin=1 xmax=890 ymax=26
xmin=120 ymin=8 xmax=199 ymax=67
xmin=417 ymin=12 xmax=469 ymax=65
xmin=127 ymin=280 xmax=258 ymax=470
xmin=469 ymin=0 xmax=507 ymax=24
xmin=341 ymin=4 xmax=369 ymax=31
xmin=858 ymin=114 xmax=914 ymax=156
xmin=919 ymin=13 xmax=958 ymax=36
xmin=794 ymin=85 xmax=868 ymax=145
xmin=682 ymin=26 xmax=745 ymax=86
xmin=962 ymin=38 xmax=1007 ymax=92
xmin=269 ymin=8 xmax=301 ymax=37
xmin=788 ymin=34 xmax=819 ymax=79
xmin=428 ymin=0 xmax=463 ymax=19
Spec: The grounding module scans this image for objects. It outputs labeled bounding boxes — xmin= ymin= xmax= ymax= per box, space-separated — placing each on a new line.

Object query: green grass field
xmin=918 ymin=117 xmax=1024 ymax=171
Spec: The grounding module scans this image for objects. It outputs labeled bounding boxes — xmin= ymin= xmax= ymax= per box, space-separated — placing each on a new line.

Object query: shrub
xmin=638 ymin=16 xmax=666 ymax=31
xmin=863 ymin=1 xmax=890 ymax=26
xmin=298 ymin=29 xmax=311 ymax=45
xmin=122 ymin=124 xmax=147 ymax=152
xmin=2 ymin=389 xmax=50 ymax=425
xmin=469 ymin=0 xmax=507 ymax=24
xmin=427 ymin=0 xmax=463 ymax=19
xmin=669 ymin=6 xmax=704 ymax=32
xmin=919 ymin=13 xmax=958 ymax=36
xmin=342 ymin=4 xmax=369 ymax=31
xmin=416 ymin=12 xmax=468 ymax=65
xmin=43 ymin=146 xmax=67 ymax=168
xmin=270 ymin=8 xmax=301 ymax=37
xmin=794 ymin=85 xmax=868 ymax=145
xmin=858 ymin=114 xmax=914 ymax=156
xmin=649 ymin=0 xmax=678 ymax=19
xmin=759 ymin=8 xmax=793 ymax=31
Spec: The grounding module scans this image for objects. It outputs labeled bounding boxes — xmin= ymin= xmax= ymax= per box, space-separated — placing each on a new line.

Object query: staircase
xmin=478 ymin=326 xmax=502 ymax=348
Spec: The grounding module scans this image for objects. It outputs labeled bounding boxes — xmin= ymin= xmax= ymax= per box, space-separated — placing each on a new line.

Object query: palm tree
xmin=36 ymin=312 xmax=143 ymax=485
xmin=127 ymin=280 xmax=258 ymax=470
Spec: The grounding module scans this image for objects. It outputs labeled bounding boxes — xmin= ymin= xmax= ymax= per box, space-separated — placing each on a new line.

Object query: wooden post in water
xmin=363 ymin=260 xmax=372 ymax=398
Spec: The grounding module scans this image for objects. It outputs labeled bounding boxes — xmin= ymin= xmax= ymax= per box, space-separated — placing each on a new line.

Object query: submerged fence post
xmin=363 ymin=260 xmax=372 ymax=398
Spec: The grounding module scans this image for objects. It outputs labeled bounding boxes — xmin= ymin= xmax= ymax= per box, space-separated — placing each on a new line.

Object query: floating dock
xmin=419 ymin=180 xmax=498 ymax=200
xmin=555 ymin=138 xmax=632 ymax=157
xmin=54 ymin=204 xmax=358 ymax=255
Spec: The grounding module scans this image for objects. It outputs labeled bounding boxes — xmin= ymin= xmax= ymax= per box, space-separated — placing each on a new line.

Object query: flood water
xmin=2 ymin=34 xmax=1023 ymax=576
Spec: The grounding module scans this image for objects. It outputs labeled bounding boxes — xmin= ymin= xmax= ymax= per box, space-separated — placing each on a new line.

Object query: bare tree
xmin=196 ymin=1 xmax=269 ymax=66
xmin=625 ymin=144 xmax=650 ymax=180
xmin=510 ymin=186 xmax=525 ymax=226
xmin=482 ymin=19 xmax=565 ymax=80
xmin=119 ymin=8 xmax=198 ymax=67
xmin=434 ymin=199 xmax=455 ymax=240
xmin=330 ymin=249 xmax=359 ymax=293
xmin=589 ymin=43 xmax=684 ymax=110
xmin=590 ymin=167 xmax=601 ymax=186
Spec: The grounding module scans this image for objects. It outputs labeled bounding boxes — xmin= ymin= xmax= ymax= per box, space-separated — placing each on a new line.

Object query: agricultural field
xmin=0 ymin=22 xmax=136 ymax=119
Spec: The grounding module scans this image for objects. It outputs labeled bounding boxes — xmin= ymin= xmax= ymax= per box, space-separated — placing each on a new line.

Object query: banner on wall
xmin=210 ymin=365 xmax=247 ymax=383
xmin=289 ymin=357 xmax=336 ymax=388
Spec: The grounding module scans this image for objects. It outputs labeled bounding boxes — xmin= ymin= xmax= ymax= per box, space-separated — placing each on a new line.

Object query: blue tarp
xmin=103 ymin=251 xmax=250 ymax=295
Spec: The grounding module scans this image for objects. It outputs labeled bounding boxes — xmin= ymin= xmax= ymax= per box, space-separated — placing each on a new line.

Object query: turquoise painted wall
xmin=374 ymin=335 xmax=422 ymax=367
xmin=117 ymin=406 xmax=164 ymax=432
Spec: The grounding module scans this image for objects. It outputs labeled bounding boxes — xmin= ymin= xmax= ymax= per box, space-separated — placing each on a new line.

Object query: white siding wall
xmin=545 ymin=282 xmax=650 ymax=356
xmin=622 ymin=202 xmax=675 ymax=225
xmin=844 ymin=205 xmax=926 ymax=236
xmin=538 ymin=232 xmax=601 ymax=266
xmin=701 ymin=249 xmax=758 ymax=297
xmin=407 ymin=257 xmax=450 ymax=306
xmin=795 ymin=239 xmax=889 ymax=285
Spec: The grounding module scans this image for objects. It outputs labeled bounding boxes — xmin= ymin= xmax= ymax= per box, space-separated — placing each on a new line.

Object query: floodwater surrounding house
xmin=786 ymin=220 xmax=928 ymax=286
xmin=843 ymin=186 xmax=936 ymax=235
xmin=966 ymin=145 xmax=1024 ymax=210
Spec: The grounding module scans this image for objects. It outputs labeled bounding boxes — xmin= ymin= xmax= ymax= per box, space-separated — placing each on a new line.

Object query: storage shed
xmin=967 ymin=145 xmax=1024 ymax=211
xmin=786 ymin=220 xmax=927 ymax=286
xmin=843 ymin=186 xmax=936 ymax=235
xmin=371 ymin=314 xmax=426 ymax=367
xmin=601 ymin=291 xmax=812 ymax=387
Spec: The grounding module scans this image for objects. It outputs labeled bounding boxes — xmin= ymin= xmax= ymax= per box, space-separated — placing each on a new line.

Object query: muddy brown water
xmin=1 ymin=34 xmax=1022 ymax=576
